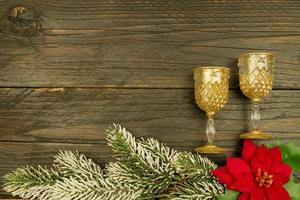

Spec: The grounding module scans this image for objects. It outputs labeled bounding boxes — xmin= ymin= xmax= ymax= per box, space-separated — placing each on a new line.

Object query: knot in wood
xmin=4 ymin=6 xmax=41 ymax=36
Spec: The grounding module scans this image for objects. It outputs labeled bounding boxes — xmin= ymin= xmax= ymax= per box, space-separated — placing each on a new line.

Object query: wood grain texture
xmin=0 ymin=87 xmax=299 ymax=179
xmin=1 ymin=0 xmax=299 ymax=31
xmin=0 ymin=0 xmax=299 ymax=88
xmin=0 ymin=0 xmax=299 ymax=198
xmin=0 ymin=88 xmax=299 ymax=145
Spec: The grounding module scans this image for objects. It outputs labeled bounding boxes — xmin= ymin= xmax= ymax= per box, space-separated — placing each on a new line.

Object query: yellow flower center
xmin=255 ymin=168 xmax=274 ymax=188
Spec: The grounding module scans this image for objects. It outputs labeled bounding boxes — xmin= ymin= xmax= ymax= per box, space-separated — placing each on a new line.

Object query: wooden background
xmin=0 ymin=0 xmax=299 ymax=199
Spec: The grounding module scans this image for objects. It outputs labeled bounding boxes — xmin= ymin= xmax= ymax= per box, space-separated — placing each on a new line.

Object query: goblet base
xmin=240 ymin=130 xmax=272 ymax=139
xmin=195 ymin=144 xmax=226 ymax=154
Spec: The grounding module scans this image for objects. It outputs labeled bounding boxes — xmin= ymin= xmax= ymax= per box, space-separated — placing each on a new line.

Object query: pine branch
xmin=50 ymin=175 xmax=142 ymax=200
xmin=106 ymin=124 xmax=150 ymax=170
xmin=4 ymin=151 xmax=143 ymax=200
xmin=173 ymin=152 xmax=217 ymax=176
xmin=106 ymin=124 xmax=177 ymax=195
xmin=3 ymin=166 xmax=61 ymax=200
xmin=52 ymin=151 xmax=142 ymax=200
xmin=170 ymin=152 xmax=224 ymax=200
xmin=54 ymin=151 xmax=103 ymax=180
xmin=3 ymin=124 xmax=224 ymax=200
xmin=140 ymin=137 xmax=177 ymax=173
xmin=171 ymin=180 xmax=222 ymax=200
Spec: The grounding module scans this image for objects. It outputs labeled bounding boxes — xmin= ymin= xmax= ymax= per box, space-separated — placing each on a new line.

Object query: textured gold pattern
xmin=194 ymin=67 xmax=230 ymax=118
xmin=238 ymin=52 xmax=275 ymax=139
xmin=193 ymin=66 xmax=230 ymax=154
xmin=240 ymin=71 xmax=273 ymax=101
xmin=238 ymin=53 xmax=274 ymax=102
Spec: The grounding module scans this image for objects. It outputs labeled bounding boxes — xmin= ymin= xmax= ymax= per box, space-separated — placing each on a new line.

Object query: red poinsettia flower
xmin=212 ymin=140 xmax=292 ymax=200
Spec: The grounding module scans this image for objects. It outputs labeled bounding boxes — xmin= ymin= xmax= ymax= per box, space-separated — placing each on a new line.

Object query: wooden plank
xmin=0 ymin=141 xmax=112 ymax=173
xmin=0 ymin=0 xmax=299 ymax=31
xmin=0 ymin=0 xmax=299 ymax=88
xmin=0 ymin=88 xmax=299 ymax=145
xmin=0 ymin=31 xmax=299 ymax=88
xmin=0 ymin=0 xmax=299 ymax=198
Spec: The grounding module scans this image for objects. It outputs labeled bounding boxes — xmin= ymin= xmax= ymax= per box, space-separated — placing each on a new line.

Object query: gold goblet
xmin=238 ymin=52 xmax=275 ymax=139
xmin=194 ymin=66 xmax=230 ymax=154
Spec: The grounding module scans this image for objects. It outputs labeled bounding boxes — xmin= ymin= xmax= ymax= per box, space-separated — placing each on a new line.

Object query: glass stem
xmin=251 ymin=101 xmax=260 ymax=131
xmin=206 ymin=118 xmax=215 ymax=145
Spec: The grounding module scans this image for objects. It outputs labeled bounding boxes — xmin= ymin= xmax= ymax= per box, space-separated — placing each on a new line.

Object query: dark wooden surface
xmin=0 ymin=0 xmax=300 ymax=199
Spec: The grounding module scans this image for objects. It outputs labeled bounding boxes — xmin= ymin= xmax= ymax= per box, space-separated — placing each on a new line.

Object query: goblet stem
xmin=251 ymin=101 xmax=260 ymax=131
xmin=206 ymin=118 xmax=215 ymax=145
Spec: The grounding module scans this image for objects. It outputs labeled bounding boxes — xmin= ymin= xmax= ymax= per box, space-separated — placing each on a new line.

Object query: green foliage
xmin=171 ymin=152 xmax=224 ymax=199
xmin=279 ymin=141 xmax=300 ymax=171
xmin=284 ymin=175 xmax=300 ymax=200
xmin=217 ymin=189 xmax=239 ymax=200
xmin=3 ymin=166 xmax=61 ymax=199
xmin=51 ymin=151 xmax=142 ymax=200
xmin=51 ymin=175 xmax=142 ymax=200
xmin=3 ymin=151 xmax=142 ymax=200
xmin=54 ymin=151 xmax=103 ymax=179
xmin=171 ymin=180 xmax=222 ymax=200
xmin=106 ymin=124 xmax=178 ymax=196
xmin=173 ymin=152 xmax=217 ymax=175
xmin=3 ymin=124 xmax=224 ymax=200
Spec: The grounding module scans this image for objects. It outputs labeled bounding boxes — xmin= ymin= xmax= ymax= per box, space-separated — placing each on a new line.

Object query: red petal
xmin=212 ymin=166 xmax=234 ymax=186
xmin=238 ymin=193 xmax=250 ymax=200
xmin=273 ymin=174 xmax=290 ymax=186
xmin=242 ymin=140 xmax=257 ymax=163
xmin=271 ymin=162 xmax=292 ymax=178
xmin=250 ymin=186 xmax=267 ymax=200
xmin=266 ymin=186 xmax=290 ymax=200
xmin=251 ymin=144 xmax=272 ymax=172
xmin=227 ymin=158 xmax=252 ymax=177
xmin=229 ymin=173 xmax=254 ymax=193
xmin=271 ymin=162 xmax=292 ymax=186
xmin=269 ymin=147 xmax=282 ymax=163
